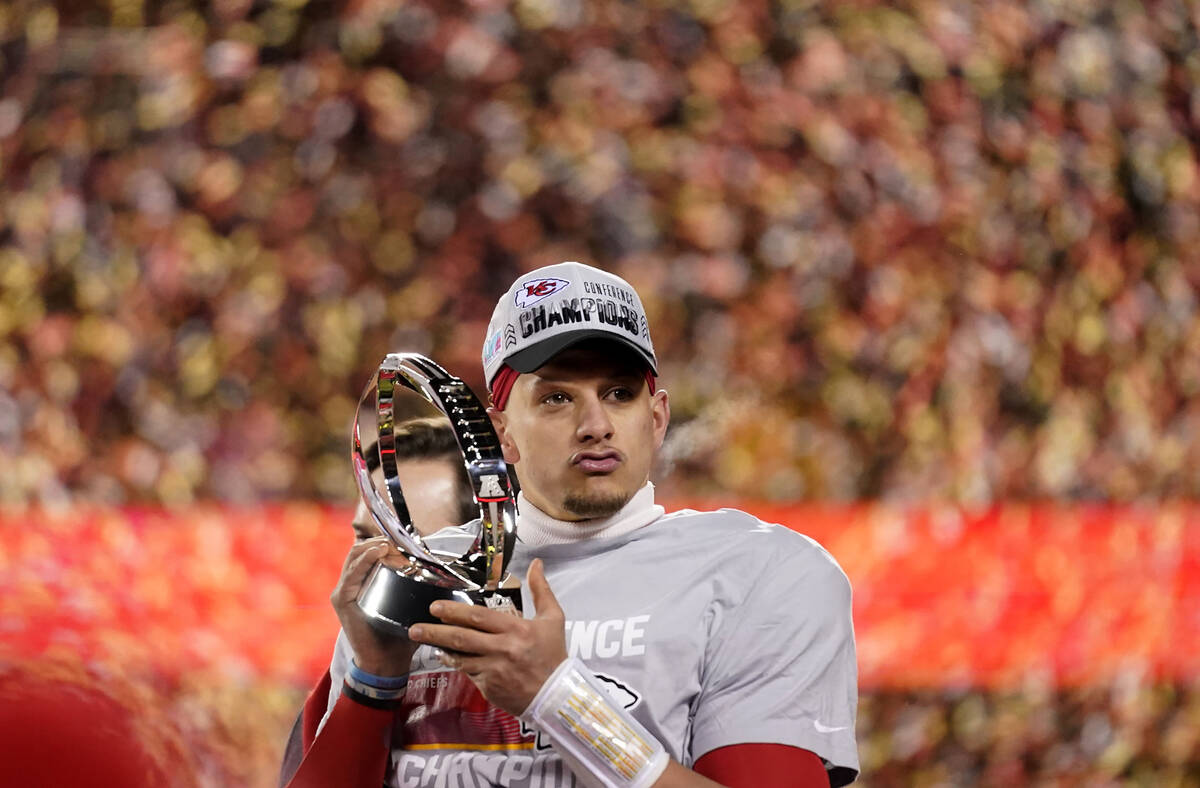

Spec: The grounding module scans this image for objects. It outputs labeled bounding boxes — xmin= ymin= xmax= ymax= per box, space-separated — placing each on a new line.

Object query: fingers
xmin=408 ymin=621 xmax=499 ymax=656
xmin=332 ymin=537 xmax=389 ymax=604
xmin=378 ymin=550 xmax=414 ymax=572
xmin=414 ymin=562 xmax=569 ymax=717
xmin=427 ymin=600 xmax=515 ymax=633
xmin=349 ymin=537 xmax=389 ymax=575
xmin=338 ymin=535 xmax=385 ymax=574
xmin=439 ymin=651 xmax=489 ymax=676
xmin=526 ymin=559 xmax=564 ymax=621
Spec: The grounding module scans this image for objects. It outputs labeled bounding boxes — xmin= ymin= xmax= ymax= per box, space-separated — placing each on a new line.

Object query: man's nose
xmin=575 ymin=394 xmax=614 ymax=443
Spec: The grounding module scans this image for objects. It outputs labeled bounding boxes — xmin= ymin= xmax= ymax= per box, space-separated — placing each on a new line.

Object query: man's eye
xmin=608 ymin=387 xmax=634 ymax=401
xmin=542 ymin=392 xmax=569 ymax=405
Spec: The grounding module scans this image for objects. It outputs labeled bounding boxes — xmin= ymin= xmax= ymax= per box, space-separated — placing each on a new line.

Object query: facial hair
xmin=561 ymin=489 xmax=633 ymax=519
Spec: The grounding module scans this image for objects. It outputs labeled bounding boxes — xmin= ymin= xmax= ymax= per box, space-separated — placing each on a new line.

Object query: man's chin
xmin=561 ymin=488 xmax=633 ymax=519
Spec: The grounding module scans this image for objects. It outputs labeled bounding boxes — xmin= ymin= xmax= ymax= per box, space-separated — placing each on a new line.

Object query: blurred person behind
xmin=0 ymin=660 xmax=197 ymax=788
xmin=348 ymin=417 xmax=480 ymax=542
xmin=279 ymin=416 xmax=480 ymax=786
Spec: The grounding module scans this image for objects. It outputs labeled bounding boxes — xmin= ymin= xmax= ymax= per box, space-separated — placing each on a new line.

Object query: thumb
xmin=527 ymin=559 xmax=563 ymax=619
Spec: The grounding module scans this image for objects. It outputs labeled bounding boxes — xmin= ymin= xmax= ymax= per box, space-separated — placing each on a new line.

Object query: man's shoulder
xmin=655 ymin=506 xmax=850 ymax=586
xmin=658 ymin=505 xmax=828 ymax=548
xmin=657 ymin=504 xmax=776 ymax=533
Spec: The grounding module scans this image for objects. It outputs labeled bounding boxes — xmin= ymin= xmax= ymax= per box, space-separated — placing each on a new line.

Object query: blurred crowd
xmin=3 ymin=0 xmax=1200 ymax=504
xmin=859 ymin=681 xmax=1200 ymax=786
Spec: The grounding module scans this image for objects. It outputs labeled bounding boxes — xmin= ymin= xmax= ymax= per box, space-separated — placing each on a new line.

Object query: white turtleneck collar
xmin=516 ymin=482 xmax=665 ymax=548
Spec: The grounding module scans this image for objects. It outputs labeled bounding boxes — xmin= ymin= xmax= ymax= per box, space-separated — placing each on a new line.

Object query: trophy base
xmin=357 ymin=562 xmax=523 ymax=638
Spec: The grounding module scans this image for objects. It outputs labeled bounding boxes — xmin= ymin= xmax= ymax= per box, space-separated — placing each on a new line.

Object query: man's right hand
xmin=330 ymin=536 xmax=419 ymax=676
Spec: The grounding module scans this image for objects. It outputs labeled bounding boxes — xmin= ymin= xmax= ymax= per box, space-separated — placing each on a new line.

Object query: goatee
xmin=562 ymin=490 xmax=632 ymax=519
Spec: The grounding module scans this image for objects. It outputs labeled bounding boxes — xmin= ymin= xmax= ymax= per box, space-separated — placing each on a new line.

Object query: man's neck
xmin=517 ymin=483 xmax=665 ymax=548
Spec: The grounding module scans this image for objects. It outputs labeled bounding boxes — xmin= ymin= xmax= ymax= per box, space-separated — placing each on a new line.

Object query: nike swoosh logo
xmin=813 ymin=720 xmax=850 ymax=733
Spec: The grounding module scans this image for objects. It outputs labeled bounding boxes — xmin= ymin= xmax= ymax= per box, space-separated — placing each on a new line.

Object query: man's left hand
xmin=408 ymin=558 xmax=568 ymax=717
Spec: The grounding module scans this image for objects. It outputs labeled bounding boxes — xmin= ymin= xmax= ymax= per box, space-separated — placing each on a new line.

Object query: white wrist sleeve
xmin=521 ymin=658 xmax=669 ymax=788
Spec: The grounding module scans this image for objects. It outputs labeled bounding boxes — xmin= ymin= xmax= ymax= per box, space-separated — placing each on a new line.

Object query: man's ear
xmin=651 ymin=388 xmax=670 ymax=450
xmin=487 ymin=406 xmax=521 ymax=465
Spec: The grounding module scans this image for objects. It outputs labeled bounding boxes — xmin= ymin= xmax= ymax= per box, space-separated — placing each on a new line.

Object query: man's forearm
xmin=285 ymin=691 xmax=394 ymax=788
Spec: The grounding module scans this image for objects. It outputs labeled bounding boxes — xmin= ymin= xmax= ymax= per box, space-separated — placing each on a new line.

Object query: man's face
xmin=352 ymin=458 xmax=466 ymax=540
xmin=491 ymin=343 xmax=669 ymax=521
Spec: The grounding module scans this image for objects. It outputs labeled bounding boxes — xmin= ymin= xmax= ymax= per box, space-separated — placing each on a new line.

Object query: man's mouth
xmin=572 ymin=450 xmax=622 ymax=474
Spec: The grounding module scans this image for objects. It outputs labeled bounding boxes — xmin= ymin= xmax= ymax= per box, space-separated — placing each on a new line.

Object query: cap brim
xmin=505 ymin=330 xmax=658 ymax=377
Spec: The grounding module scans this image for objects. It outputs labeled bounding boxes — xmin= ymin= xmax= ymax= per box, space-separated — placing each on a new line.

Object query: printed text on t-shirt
xmin=564 ymin=615 xmax=650 ymax=659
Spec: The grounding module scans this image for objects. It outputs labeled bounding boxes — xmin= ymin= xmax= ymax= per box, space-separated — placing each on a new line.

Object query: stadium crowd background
xmin=2 ymin=0 xmax=1199 ymax=785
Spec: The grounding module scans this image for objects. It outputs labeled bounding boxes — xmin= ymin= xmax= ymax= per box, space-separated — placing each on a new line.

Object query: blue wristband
xmin=342 ymin=679 xmax=404 ymax=708
xmin=349 ymin=661 xmax=410 ymax=690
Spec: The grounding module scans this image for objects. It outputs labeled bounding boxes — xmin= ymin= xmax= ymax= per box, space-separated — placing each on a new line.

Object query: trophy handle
xmin=352 ymin=353 xmax=519 ymax=592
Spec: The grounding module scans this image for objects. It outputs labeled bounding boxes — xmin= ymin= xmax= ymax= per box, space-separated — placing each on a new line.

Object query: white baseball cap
xmin=482 ymin=262 xmax=657 ymax=389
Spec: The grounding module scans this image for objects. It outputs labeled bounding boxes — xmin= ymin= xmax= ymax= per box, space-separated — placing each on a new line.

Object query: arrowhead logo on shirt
xmin=524 ymin=671 xmax=642 ymax=751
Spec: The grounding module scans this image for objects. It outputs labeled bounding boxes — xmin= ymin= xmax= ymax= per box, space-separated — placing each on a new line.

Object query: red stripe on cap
xmin=489 ymin=365 xmax=521 ymax=411
xmin=488 ymin=364 xmax=657 ymax=411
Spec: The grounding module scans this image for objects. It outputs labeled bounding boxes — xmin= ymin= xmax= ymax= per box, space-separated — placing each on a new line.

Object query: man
xmin=346 ymin=417 xmax=480 ymax=543
xmin=279 ymin=418 xmax=481 ymax=787
xmin=289 ymin=262 xmax=859 ymax=787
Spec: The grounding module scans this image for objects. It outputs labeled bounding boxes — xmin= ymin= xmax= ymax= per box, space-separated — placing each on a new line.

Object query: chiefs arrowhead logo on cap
xmin=514 ymin=277 xmax=570 ymax=308
xmin=485 ymin=262 xmax=658 ymax=391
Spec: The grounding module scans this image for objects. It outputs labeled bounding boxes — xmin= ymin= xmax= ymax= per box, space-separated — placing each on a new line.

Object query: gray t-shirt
xmin=325 ymin=507 xmax=859 ymax=787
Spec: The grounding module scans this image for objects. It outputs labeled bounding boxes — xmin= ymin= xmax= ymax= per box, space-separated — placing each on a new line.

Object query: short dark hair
xmin=363 ymin=417 xmax=479 ymax=526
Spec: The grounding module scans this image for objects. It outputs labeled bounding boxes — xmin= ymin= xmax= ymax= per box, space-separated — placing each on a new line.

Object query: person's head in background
xmin=352 ymin=417 xmax=479 ymax=540
xmin=0 ymin=661 xmax=198 ymax=788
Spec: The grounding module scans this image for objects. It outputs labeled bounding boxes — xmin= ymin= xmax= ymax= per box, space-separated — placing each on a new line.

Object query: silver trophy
xmin=352 ymin=353 xmax=521 ymax=636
